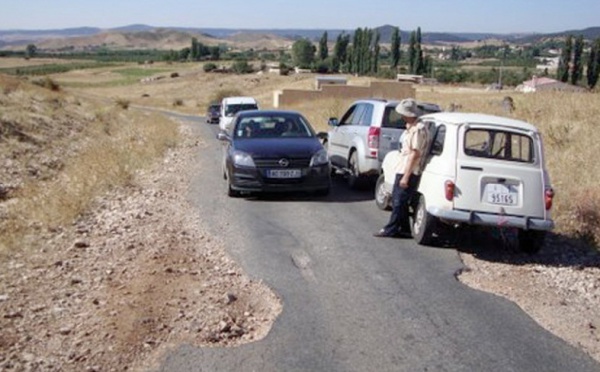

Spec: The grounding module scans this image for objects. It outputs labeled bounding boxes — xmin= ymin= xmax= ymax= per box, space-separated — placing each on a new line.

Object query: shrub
xmin=115 ymin=98 xmax=130 ymax=110
xmin=232 ymin=59 xmax=254 ymax=74
xmin=172 ymin=98 xmax=184 ymax=106
xmin=203 ymin=62 xmax=217 ymax=72
xmin=32 ymin=77 xmax=60 ymax=91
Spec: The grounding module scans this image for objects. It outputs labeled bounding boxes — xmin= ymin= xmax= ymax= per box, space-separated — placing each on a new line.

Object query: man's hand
xmin=399 ymin=175 xmax=410 ymax=189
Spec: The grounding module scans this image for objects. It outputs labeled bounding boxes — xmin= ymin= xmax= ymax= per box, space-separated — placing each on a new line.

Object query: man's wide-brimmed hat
xmin=395 ymin=98 xmax=420 ymax=117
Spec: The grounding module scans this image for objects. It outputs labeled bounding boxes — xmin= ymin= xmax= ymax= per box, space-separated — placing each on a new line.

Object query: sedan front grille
xmin=254 ymin=157 xmax=311 ymax=168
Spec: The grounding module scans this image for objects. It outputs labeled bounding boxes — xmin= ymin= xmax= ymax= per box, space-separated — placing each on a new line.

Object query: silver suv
xmin=325 ymin=99 xmax=441 ymax=188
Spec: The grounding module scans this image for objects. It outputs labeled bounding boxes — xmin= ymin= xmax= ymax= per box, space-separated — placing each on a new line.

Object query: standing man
xmin=374 ymin=98 xmax=428 ymax=238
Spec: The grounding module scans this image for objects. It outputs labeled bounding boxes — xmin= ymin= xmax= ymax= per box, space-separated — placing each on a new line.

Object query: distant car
xmin=376 ymin=112 xmax=554 ymax=253
xmin=206 ymin=103 xmax=220 ymax=124
xmin=217 ymin=110 xmax=331 ymax=197
xmin=219 ymin=96 xmax=259 ymax=132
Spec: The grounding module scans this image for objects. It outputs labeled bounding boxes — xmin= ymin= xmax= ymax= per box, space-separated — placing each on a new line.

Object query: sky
xmin=0 ymin=0 xmax=598 ymax=34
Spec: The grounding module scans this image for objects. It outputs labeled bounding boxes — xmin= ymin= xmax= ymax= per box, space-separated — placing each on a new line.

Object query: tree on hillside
xmin=571 ymin=35 xmax=584 ymax=85
xmin=25 ymin=44 xmax=37 ymax=59
xmin=390 ymin=27 xmax=401 ymax=69
xmin=292 ymin=38 xmax=316 ymax=69
xmin=557 ymin=35 xmax=573 ymax=83
xmin=587 ymin=38 xmax=600 ymax=89
xmin=318 ymin=31 xmax=328 ymax=61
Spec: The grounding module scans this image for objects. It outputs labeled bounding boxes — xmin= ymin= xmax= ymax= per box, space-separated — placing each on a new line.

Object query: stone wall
xmin=273 ymin=81 xmax=415 ymax=107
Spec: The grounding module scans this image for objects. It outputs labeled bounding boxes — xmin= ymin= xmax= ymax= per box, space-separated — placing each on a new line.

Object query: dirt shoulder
xmin=0 ymin=122 xmax=281 ymax=371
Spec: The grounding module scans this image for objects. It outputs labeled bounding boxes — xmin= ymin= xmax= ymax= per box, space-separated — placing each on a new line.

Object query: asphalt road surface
xmin=156 ymin=115 xmax=599 ymax=372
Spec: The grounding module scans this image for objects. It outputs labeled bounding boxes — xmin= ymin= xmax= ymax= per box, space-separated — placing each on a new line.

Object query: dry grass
xmin=0 ymin=74 xmax=179 ymax=255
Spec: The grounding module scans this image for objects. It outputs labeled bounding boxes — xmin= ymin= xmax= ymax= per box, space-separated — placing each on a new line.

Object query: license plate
xmin=485 ymin=183 xmax=518 ymax=205
xmin=267 ymin=169 xmax=301 ymax=178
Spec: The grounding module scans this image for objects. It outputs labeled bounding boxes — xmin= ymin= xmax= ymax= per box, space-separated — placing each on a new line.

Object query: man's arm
xmin=399 ymin=148 xmax=421 ymax=188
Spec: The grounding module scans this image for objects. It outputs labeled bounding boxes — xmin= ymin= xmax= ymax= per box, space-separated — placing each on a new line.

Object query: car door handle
xmin=461 ymin=166 xmax=483 ymax=171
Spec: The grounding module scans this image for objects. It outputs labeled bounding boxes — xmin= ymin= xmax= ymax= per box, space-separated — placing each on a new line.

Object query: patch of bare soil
xmin=0 ymin=124 xmax=281 ymax=371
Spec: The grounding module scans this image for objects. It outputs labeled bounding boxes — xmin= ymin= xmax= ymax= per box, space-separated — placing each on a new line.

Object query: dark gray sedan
xmin=217 ymin=110 xmax=331 ymax=197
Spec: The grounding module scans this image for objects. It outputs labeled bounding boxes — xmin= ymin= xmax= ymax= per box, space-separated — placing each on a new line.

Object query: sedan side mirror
xmin=328 ymin=118 xmax=339 ymax=127
xmin=217 ymin=131 xmax=231 ymax=142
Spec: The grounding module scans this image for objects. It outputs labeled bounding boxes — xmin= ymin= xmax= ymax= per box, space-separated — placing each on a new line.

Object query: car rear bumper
xmin=429 ymin=207 xmax=554 ymax=231
xmin=230 ymin=165 xmax=331 ymax=193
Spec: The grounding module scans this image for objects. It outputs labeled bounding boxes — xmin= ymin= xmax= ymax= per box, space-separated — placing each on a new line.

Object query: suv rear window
xmin=464 ymin=129 xmax=534 ymax=163
xmin=382 ymin=106 xmax=406 ymax=129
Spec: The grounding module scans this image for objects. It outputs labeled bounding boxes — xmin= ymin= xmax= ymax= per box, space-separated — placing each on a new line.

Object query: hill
xmin=1 ymin=24 xmax=600 ymax=52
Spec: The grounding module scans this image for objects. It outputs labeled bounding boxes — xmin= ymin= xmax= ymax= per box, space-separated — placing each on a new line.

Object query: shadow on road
xmin=244 ymin=176 xmax=375 ymax=204
xmin=443 ymin=226 xmax=600 ymax=270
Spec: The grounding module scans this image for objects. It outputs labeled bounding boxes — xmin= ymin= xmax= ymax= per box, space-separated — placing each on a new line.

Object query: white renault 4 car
xmin=376 ymin=112 xmax=554 ymax=253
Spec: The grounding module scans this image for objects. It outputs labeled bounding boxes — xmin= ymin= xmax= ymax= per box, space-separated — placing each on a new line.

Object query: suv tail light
xmin=444 ymin=180 xmax=455 ymax=201
xmin=367 ymin=127 xmax=380 ymax=158
xmin=545 ymin=188 xmax=554 ymax=210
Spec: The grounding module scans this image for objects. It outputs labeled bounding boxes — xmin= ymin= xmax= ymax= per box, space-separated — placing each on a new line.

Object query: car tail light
xmin=444 ymin=180 xmax=455 ymax=201
xmin=367 ymin=127 xmax=380 ymax=158
xmin=545 ymin=188 xmax=554 ymax=210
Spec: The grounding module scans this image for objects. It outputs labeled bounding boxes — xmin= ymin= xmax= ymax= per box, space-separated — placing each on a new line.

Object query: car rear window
xmin=464 ymin=129 xmax=534 ymax=163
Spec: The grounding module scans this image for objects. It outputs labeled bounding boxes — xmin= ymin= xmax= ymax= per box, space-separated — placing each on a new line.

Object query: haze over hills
xmin=0 ymin=24 xmax=599 ymax=51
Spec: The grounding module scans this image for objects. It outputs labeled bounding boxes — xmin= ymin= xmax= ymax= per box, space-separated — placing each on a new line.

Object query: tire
xmin=375 ymin=173 xmax=391 ymax=210
xmin=347 ymin=151 xmax=362 ymax=189
xmin=518 ymin=229 xmax=546 ymax=254
xmin=411 ymin=195 xmax=438 ymax=246
xmin=225 ymin=173 xmax=240 ymax=197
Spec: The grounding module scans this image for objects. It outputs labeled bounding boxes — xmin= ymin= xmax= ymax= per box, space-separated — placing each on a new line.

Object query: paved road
xmin=157 ymin=115 xmax=599 ymax=372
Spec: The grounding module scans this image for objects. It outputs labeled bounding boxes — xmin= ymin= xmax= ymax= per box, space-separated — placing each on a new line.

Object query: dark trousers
xmin=382 ymin=173 xmax=420 ymax=236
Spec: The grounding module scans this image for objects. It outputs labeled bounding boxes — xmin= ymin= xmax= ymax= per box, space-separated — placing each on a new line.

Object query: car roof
xmin=237 ymin=109 xmax=303 ymax=118
xmin=421 ymin=112 xmax=539 ymax=132
xmin=222 ymin=96 xmax=257 ymax=104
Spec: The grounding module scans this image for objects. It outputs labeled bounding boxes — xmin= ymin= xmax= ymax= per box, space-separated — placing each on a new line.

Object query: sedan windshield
xmin=234 ymin=114 xmax=315 ymax=139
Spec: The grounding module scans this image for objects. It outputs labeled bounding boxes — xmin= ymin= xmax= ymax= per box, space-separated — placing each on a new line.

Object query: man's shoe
xmin=373 ymin=229 xmax=394 ymax=238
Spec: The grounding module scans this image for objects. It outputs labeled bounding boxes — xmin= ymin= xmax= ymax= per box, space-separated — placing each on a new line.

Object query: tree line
xmin=291 ymin=26 xmax=429 ymax=78
xmin=557 ymin=35 xmax=600 ymax=89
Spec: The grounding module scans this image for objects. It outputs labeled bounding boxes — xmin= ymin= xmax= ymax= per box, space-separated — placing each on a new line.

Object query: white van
xmin=219 ymin=97 xmax=259 ymax=132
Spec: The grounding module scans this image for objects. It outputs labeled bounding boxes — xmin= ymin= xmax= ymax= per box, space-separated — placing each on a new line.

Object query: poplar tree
xmin=318 ymin=31 xmax=329 ymax=61
xmin=587 ymin=38 xmax=600 ymax=89
xmin=557 ymin=35 xmax=573 ymax=83
xmin=390 ymin=27 xmax=401 ymax=69
xmin=333 ymin=33 xmax=350 ymax=72
xmin=571 ymin=35 xmax=584 ymax=85
xmin=372 ymin=31 xmax=380 ymax=74
xmin=408 ymin=31 xmax=417 ymax=74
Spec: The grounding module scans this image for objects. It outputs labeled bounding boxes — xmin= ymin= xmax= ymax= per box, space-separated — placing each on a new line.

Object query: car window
xmin=357 ymin=104 xmax=374 ymax=126
xmin=234 ymin=114 xmax=315 ymax=139
xmin=225 ymin=103 xmax=258 ymax=117
xmin=430 ymin=124 xmax=446 ymax=156
xmin=382 ymin=106 xmax=406 ymax=129
xmin=341 ymin=104 xmax=367 ymax=126
xmin=464 ymin=129 xmax=534 ymax=163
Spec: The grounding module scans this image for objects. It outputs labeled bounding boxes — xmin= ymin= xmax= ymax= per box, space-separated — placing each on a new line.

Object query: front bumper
xmin=429 ymin=206 xmax=554 ymax=231
xmin=230 ymin=164 xmax=331 ymax=193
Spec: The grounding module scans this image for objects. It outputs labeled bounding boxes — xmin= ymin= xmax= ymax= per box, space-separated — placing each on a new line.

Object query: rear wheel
xmin=347 ymin=151 xmax=363 ymax=189
xmin=412 ymin=195 xmax=438 ymax=246
xmin=375 ymin=174 xmax=391 ymax=210
xmin=518 ymin=229 xmax=546 ymax=254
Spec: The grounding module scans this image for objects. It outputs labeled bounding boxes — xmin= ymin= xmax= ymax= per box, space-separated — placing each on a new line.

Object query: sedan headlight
xmin=232 ymin=150 xmax=255 ymax=167
xmin=310 ymin=149 xmax=329 ymax=167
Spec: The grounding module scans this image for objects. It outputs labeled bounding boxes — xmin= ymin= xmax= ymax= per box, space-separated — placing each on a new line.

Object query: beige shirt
xmin=394 ymin=123 xmax=429 ymax=176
